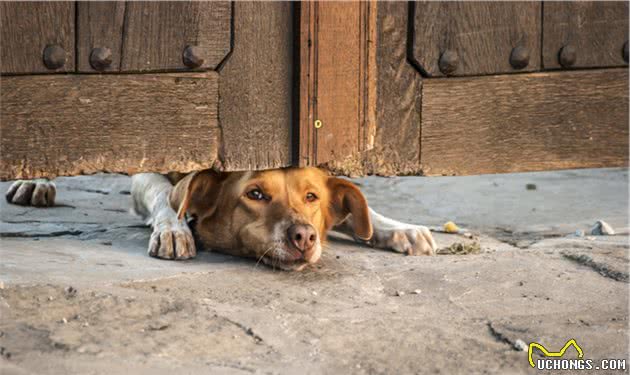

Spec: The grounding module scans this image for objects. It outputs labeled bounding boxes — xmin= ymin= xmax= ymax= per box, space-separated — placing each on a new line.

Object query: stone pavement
xmin=0 ymin=168 xmax=628 ymax=374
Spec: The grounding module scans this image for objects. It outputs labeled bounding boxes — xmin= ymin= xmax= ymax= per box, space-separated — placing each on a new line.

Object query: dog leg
xmin=335 ymin=208 xmax=436 ymax=256
xmin=131 ymin=173 xmax=196 ymax=260
xmin=5 ymin=179 xmax=56 ymax=207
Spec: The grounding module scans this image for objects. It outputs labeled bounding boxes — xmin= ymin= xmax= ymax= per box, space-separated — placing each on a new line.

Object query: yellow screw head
xmin=314 ymin=120 xmax=323 ymax=129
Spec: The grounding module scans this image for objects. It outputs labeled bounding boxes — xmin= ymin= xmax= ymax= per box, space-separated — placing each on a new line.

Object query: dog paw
xmin=148 ymin=222 xmax=196 ymax=260
xmin=372 ymin=226 xmax=436 ymax=256
xmin=5 ymin=179 xmax=56 ymax=207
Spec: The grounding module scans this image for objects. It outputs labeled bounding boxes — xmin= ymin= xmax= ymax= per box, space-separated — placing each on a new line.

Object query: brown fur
xmin=169 ymin=167 xmax=372 ymax=270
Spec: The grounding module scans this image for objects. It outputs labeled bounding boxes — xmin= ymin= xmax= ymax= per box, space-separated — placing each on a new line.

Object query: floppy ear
xmin=327 ymin=177 xmax=373 ymax=240
xmin=169 ymin=170 xmax=223 ymax=221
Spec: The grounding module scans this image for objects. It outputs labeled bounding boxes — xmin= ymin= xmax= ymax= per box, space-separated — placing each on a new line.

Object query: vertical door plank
xmin=0 ymin=2 xmax=75 ymax=74
xmin=368 ymin=2 xmax=422 ymax=175
xmin=121 ymin=1 xmax=231 ymax=72
xmin=317 ymin=2 xmax=423 ymax=176
xmin=411 ymin=2 xmax=540 ymax=77
xmin=299 ymin=2 xmax=317 ymax=167
xmin=300 ymin=1 xmax=374 ymax=167
xmin=315 ymin=1 xmax=361 ymax=164
xmin=542 ymin=2 xmax=629 ymax=69
xmin=218 ymin=2 xmax=294 ymax=170
xmin=76 ymin=2 xmax=126 ymax=72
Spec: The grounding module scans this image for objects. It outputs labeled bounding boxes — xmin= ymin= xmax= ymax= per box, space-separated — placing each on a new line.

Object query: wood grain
xmin=420 ymin=69 xmax=629 ymax=176
xmin=299 ymin=1 xmax=375 ymax=167
xmin=320 ymin=2 xmax=422 ymax=176
xmin=0 ymin=2 xmax=75 ymax=74
xmin=218 ymin=2 xmax=294 ymax=171
xmin=0 ymin=73 xmax=219 ymax=180
xmin=299 ymin=1 xmax=317 ymax=167
xmin=121 ymin=1 xmax=231 ymax=72
xmin=314 ymin=2 xmax=361 ymax=164
xmin=411 ymin=2 xmax=540 ymax=77
xmin=76 ymin=1 xmax=126 ymax=72
xmin=542 ymin=2 xmax=629 ymax=69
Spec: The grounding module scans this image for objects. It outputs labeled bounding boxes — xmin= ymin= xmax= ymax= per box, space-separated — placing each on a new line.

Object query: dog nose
xmin=287 ymin=224 xmax=317 ymax=252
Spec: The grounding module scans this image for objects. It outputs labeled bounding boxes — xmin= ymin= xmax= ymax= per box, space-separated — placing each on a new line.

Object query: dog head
xmin=169 ymin=167 xmax=372 ymax=270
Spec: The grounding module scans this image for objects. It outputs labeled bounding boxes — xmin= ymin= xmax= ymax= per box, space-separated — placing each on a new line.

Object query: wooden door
xmin=1 ymin=2 xmax=628 ymax=180
xmin=0 ymin=2 xmax=294 ymax=180
xmin=303 ymin=1 xmax=628 ymax=176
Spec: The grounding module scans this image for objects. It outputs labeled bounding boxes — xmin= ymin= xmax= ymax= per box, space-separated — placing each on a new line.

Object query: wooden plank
xmin=299 ymin=1 xmax=374 ymax=167
xmin=420 ymin=69 xmax=629 ymax=176
xmin=0 ymin=73 xmax=219 ymax=180
xmin=411 ymin=2 xmax=540 ymax=77
xmin=121 ymin=1 xmax=231 ymax=72
xmin=218 ymin=2 xmax=294 ymax=170
xmin=299 ymin=1 xmax=317 ymax=167
xmin=314 ymin=2 xmax=361 ymax=164
xmin=542 ymin=2 xmax=629 ymax=69
xmin=320 ymin=1 xmax=422 ymax=176
xmin=76 ymin=1 xmax=126 ymax=72
xmin=0 ymin=2 xmax=74 ymax=74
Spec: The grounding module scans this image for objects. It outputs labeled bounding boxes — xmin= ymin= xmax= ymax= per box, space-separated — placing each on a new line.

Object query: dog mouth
xmin=259 ymin=242 xmax=309 ymax=271
xmin=261 ymin=255 xmax=308 ymax=271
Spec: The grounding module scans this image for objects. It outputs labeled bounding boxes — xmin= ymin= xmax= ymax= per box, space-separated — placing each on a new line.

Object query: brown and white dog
xmin=6 ymin=168 xmax=436 ymax=271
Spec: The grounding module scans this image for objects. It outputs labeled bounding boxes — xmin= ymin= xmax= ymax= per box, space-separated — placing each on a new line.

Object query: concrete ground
xmin=0 ymin=168 xmax=628 ymax=374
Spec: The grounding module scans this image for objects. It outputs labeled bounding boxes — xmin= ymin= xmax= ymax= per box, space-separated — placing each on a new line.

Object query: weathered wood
xmin=411 ymin=2 xmax=541 ymax=77
xmin=542 ymin=2 xmax=629 ymax=69
xmin=0 ymin=73 xmax=219 ymax=180
xmin=0 ymin=2 xmax=75 ymax=74
xmin=299 ymin=1 xmax=375 ymax=167
xmin=420 ymin=69 xmax=629 ymax=176
xmin=121 ymin=1 xmax=231 ymax=72
xmin=76 ymin=1 xmax=125 ymax=72
xmin=218 ymin=2 xmax=293 ymax=171
xmin=320 ymin=2 xmax=422 ymax=176
xmin=299 ymin=1 xmax=317 ymax=167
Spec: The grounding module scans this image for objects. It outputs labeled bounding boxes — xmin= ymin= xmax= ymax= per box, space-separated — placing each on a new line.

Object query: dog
xmin=5 ymin=168 xmax=436 ymax=271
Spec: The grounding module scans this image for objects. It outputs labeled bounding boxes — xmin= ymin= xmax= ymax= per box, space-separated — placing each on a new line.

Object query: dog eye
xmin=246 ymin=189 xmax=266 ymax=201
xmin=306 ymin=192 xmax=318 ymax=202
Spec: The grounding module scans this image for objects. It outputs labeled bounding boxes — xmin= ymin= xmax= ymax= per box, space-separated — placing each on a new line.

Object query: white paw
xmin=372 ymin=225 xmax=436 ymax=256
xmin=5 ymin=179 xmax=56 ymax=207
xmin=148 ymin=221 xmax=196 ymax=260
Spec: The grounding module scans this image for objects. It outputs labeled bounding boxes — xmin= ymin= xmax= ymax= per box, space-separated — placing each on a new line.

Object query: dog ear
xmin=327 ymin=177 xmax=373 ymax=240
xmin=169 ymin=170 xmax=223 ymax=220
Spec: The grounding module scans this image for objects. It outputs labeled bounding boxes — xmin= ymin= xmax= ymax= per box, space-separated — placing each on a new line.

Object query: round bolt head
xmin=623 ymin=41 xmax=628 ymax=63
xmin=438 ymin=50 xmax=459 ymax=75
xmin=558 ymin=45 xmax=577 ymax=68
xmin=89 ymin=47 xmax=113 ymax=71
xmin=183 ymin=45 xmax=204 ymax=69
xmin=509 ymin=46 xmax=530 ymax=69
xmin=43 ymin=44 xmax=66 ymax=70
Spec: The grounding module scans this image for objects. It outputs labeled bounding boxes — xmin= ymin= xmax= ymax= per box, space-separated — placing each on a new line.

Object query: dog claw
xmin=148 ymin=223 xmax=196 ymax=260
xmin=148 ymin=231 xmax=160 ymax=257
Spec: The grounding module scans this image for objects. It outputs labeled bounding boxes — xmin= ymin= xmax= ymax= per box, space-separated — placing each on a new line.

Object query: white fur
xmin=131 ymin=173 xmax=195 ymax=259
xmin=334 ymin=207 xmax=437 ymax=255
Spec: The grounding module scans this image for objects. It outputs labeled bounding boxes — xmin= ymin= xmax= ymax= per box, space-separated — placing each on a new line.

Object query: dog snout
xmin=287 ymin=224 xmax=316 ymax=252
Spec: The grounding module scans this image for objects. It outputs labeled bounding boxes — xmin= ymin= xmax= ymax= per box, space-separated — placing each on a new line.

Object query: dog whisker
xmin=255 ymin=246 xmax=275 ymax=268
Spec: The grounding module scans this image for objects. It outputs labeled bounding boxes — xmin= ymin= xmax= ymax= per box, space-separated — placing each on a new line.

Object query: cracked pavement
xmin=0 ymin=168 xmax=628 ymax=374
